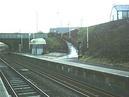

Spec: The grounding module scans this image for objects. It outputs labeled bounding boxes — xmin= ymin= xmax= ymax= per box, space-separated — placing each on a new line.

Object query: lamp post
xmin=20 ymin=33 xmax=23 ymax=52
xmin=68 ymin=22 xmax=71 ymax=39
xmin=18 ymin=29 xmax=23 ymax=53
xmin=36 ymin=11 xmax=39 ymax=34
xmin=33 ymin=11 xmax=39 ymax=39
xmin=86 ymin=26 xmax=89 ymax=49
xmin=28 ymin=33 xmax=31 ymax=50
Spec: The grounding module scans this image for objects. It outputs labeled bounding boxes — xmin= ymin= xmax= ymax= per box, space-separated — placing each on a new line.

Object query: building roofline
xmin=113 ymin=5 xmax=129 ymax=11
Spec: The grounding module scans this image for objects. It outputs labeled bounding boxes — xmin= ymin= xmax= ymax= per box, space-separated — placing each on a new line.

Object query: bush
xmin=78 ymin=19 xmax=129 ymax=62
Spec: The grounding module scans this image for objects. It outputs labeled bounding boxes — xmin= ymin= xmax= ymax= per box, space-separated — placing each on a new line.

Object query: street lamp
xmin=19 ymin=33 xmax=23 ymax=53
xmin=36 ymin=11 xmax=39 ymax=33
xmin=86 ymin=26 xmax=89 ymax=49
xmin=18 ymin=29 xmax=23 ymax=53
xmin=68 ymin=22 xmax=71 ymax=39
xmin=28 ymin=33 xmax=31 ymax=50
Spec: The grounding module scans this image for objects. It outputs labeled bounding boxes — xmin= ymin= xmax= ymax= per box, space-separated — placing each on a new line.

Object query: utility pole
xmin=36 ymin=11 xmax=39 ymax=33
xmin=21 ymin=33 xmax=23 ymax=52
xmin=86 ymin=26 xmax=89 ymax=49
xmin=68 ymin=22 xmax=71 ymax=39
xmin=28 ymin=33 xmax=31 ymax=50
xmin=18 ymin=29 xmax=23 ymax=52
xmin=33 ymin=11 xmax=39 ymax=39
xmin=80 ymin=17 xmax=83 ymax=27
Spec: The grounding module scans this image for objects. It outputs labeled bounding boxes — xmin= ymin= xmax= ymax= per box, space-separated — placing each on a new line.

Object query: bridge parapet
xmin=0 ymin=33 xmax=47 ymax=39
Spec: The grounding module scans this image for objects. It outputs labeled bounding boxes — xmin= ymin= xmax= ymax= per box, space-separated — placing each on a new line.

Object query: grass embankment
xmin=78 ymin=19 xmax=129 ymax=69
xmin=46 ymin=33 xmax=68 ymax=53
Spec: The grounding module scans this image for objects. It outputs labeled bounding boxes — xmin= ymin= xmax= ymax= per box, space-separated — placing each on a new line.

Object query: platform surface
xmin=17 ymin=53 xmax=129 ymax=78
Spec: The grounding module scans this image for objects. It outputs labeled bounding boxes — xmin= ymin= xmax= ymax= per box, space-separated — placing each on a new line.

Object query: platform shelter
xmin=30 ymin=38 xmax=46 ymax=55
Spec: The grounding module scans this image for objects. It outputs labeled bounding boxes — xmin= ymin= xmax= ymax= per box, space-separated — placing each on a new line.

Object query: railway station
xmin=0 ymin=20 xmax=129 ymax=96
xmin=0 ymin=2 xmax=129 ymax=97
xmin=0 ymin=23 xmax=129 ymax=96
xmin=14 ymin=53 xmax=129 ymax=97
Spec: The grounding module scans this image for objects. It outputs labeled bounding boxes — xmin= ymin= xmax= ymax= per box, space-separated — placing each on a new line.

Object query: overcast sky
xmin=0 ymin=0 xmax=128 ymax=33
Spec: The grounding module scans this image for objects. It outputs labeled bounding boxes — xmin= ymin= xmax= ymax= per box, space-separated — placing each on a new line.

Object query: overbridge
xmin=0 ymin=33 xmax=47 ymax=52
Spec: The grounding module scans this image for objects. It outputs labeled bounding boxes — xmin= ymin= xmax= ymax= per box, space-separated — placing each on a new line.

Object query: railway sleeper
xmin=16 ymin=88 xmax=35 ymax=92
xmin=11 ymin=82 xmax=28 ymax=86
xmin=18 ymin=91 xmax=38 ymax=96
xmin=14 ymin=86 xmax=31 ymax=90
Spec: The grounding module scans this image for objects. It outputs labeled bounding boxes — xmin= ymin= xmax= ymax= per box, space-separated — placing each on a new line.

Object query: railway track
xmin=0 ymin=58 xmax=49 ymax=97
xmin=1 ymin=55 xmax=117 ymax=97
xmin=23 ymin=63 xmax=116 ymax=97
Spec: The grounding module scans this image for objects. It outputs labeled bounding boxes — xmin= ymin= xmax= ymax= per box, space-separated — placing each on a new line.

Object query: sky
xmin=0 ymin=0 xmax=128 ymax=33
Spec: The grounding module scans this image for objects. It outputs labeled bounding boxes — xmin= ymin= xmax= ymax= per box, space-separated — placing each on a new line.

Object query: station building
xmin=111 ymin=5 xmax=129 ymax=20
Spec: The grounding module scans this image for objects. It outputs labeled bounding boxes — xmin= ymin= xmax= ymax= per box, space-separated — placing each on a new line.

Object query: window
xmin=118 ymin=11 xmax=122 ymax=19
xmin=122 ymin=11 xmax=128 ymax=19
xmin=128 ymin=11 xmax=129 ymax=18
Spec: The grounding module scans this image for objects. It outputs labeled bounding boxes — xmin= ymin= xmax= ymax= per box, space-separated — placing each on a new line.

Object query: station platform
xmin=18 ymin=52 xmax=69 ymax=60
xmin=0 ymin=77 xmax=10 ymax=97
xmin=16 ymin=53 xmax=129 ymax=78
xmin=7 ymin=53 xmax=129 ymax=97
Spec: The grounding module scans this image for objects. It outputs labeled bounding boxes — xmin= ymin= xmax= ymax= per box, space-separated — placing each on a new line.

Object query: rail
xmin=0 ymin=58 xmax=50 ymax=97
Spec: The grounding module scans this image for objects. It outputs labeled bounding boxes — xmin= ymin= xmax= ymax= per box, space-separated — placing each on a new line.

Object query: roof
xmin=30 ymin=38 xmax=46 ymax=45
xmin=0 ymin=42 xmax=8 ymax=47
xmin=113 ymin=5 xmax=129 ymax=11
xmin=0 ymin=42 xmax=5 ymax=45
